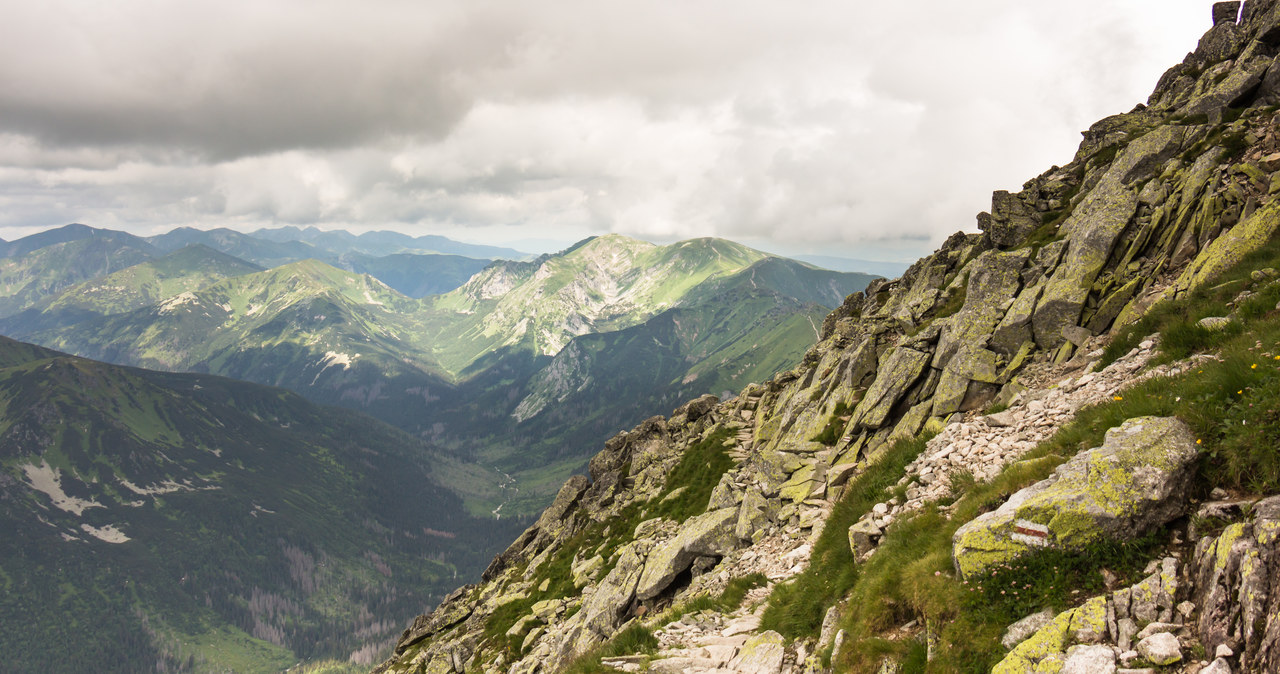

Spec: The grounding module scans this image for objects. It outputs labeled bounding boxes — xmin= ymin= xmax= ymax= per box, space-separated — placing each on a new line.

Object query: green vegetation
xmin=813 ymin=402 xmax=854 ymax=446
xmin=0 ymin=337 xmax=519 ymax=672
xmin=651 ymin=427 xmax=736 ymax=521
xmin=762 ymin=431 xmax=933 ymax=638
xmin=933 ymin=281 xmax=968 ymax=320
xmin=13 ymin=228 xmax=872 ymax=521
xmin=561 ymin=624 xmax=660 ymax=674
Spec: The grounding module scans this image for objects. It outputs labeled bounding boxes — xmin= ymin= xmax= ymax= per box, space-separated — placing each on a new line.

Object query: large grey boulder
xmin=978 ymin=190 xmax=1040 ymax=249
xmin=953 ymin=417 xmax=1198 ymax=578
xmin=568 ymin=539 xmax=651 ymax=655
xmin=635 ymin=508 xmax=740 ymax=600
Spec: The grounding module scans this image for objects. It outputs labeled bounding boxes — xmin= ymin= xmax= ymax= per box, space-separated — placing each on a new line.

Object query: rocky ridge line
xmin=374 ymin=2 xmax=1280 ymax=672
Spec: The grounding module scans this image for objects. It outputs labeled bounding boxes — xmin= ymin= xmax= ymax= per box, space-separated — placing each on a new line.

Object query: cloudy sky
xmin=0 ymin=0 xmax=1212 ymax=261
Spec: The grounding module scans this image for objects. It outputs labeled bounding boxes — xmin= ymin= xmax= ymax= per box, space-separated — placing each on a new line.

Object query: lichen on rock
xmin=953 ymin=416 xmax=1198 ymax=578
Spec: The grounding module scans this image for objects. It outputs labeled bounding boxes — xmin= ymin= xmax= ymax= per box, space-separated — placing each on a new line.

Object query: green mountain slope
xmin=19 ymin=236 xmax=875 ymax=517
xmin=1 ymin=244 xmax=262 ymax=337
xmin=0 ymin=336 xmax=522 ymax=673
xmin=683 ymin=256 xmax=879 ymax=309
xmin=0 ymin=235 xmax=157 ymax=317
xmin=36 ymin=258 xmax=446 ymax=400
xmin=424 ymin=235 xmax=775 ymax=375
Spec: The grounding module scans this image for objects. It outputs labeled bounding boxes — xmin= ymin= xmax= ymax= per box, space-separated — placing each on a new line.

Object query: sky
xmin=0 ymin=0 xmax=1214 ymax=262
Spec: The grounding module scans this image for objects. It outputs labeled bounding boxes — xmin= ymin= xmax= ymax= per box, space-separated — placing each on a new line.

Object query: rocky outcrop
xmin=1190 ymin=495 xmax=1280 ymax=672
xmin=994 ymin=557 xmax=1184 ymax=673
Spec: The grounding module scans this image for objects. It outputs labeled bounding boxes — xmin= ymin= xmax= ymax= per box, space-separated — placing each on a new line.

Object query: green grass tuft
xmin=761 ymin=432 xmax=933 ymax=639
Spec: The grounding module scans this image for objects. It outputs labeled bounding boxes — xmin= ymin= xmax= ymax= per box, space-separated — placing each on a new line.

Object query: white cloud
xmin=0 ymin=0 xmax=1213 ymax=259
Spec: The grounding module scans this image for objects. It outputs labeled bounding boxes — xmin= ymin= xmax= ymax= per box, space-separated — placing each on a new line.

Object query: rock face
xmin=1191 ymin=495 xmax=1280 ymax=672
xmin=374 ymin=4 xmax=1280 ymax=672
xmin=953 ymin=417 xmax=1199 ymax=578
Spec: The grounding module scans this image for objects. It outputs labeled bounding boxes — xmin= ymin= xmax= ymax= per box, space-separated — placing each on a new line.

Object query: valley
xmin=3 ymin=227 xmax=874 ymax=517
xmin=0 ymin=224 xmax=875 ymax=671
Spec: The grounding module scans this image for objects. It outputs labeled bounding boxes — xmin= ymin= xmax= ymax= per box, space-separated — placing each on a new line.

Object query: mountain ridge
xmin=372 ymin=4 xmax=1280 ymax=673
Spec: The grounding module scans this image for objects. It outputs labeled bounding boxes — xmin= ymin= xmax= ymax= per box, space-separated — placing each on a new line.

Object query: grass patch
xmin=813 ymin=402 xmax=854 ymax=446
xmin=958 ymin=533 xmax=1164 ymax=626
xmin=933 ymin=280 xmax=968 ymax=320
xmin=561 ymin=623 xmax=659 ymax=674
xmin=481 ymin=596 xmax=538 ymax=659
xmin=649 ymin=427 xmax=735 ymax=521
xmin=761 ymin=432 xmax=934 ymax=638
xmin=718 ymin=572 xmax=770 ymax=611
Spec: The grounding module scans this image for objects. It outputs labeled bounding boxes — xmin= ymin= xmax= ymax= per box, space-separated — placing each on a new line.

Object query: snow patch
xmin=363 ymin=289 xmax=385 ymax=306
xmin=80 ymin=523 xmax=130 ymax=543
xmin=23 ymin=461 xmax=104 ymax=516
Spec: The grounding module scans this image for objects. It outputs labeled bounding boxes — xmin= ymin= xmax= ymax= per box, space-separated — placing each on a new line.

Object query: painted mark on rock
xmin=1012 ymin=519 xmax=1050 ymax=547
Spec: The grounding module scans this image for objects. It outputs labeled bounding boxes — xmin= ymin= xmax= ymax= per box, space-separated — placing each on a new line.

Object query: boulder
xmin=979 ymin=190 xmax=1040 ymax=249
xmin=728 ymin=630 xmax=787 ymax=674
xmin=1213 ymin=1 xmax=1241 ymax=26
xmin=1174 ymin=201 xmax=1280 ymax=296
xmin=848 ymin=519 xmax=882 ymax=557
xmin=395 ymin=584 xmax=477 ymax=653
xmin=571 ymin=554 xmax=604 ymax=588
xmin=1002 ymin=608 xmax=1057 ymax=649
xmin=635 ymin=508 xmax=740 ymax=600
xmin=990 ymin=282 xmax=1043 ymax=356
xmin=735 ymin=486 xmax=776 ymax=542
xmin=674 ymin=394 xmax=719 ymax=422
xmin=1181 ymin=58 xmax=1269 ymax=117
xmin=934 ymin=249 xmax=1030 ymax=367
xmin=1061 ymin=644 xmax=1116 ymax=674
xmin=571 ymin=540 xmax=650 ymax=654
xmin=1033 ymin=125 xmax=1188 ymax=348
xmin=707 ymin=472 xmax=741 ymax=510
xmin=1135 ymin=632 xmax=1182 ymax=666
xmin=779 ymin=464 xmax=824 ymax=503
xmin=953 ymin=417 xmax=1198 ymax=578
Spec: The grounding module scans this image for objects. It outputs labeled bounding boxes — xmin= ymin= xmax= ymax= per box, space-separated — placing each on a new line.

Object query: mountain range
xmin=4 ymin=229 xmax=874 ymax=517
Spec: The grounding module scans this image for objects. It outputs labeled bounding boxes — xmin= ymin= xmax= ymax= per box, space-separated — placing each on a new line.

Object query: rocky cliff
xmin=373 ymin=2 xmax=1280 ymax=672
